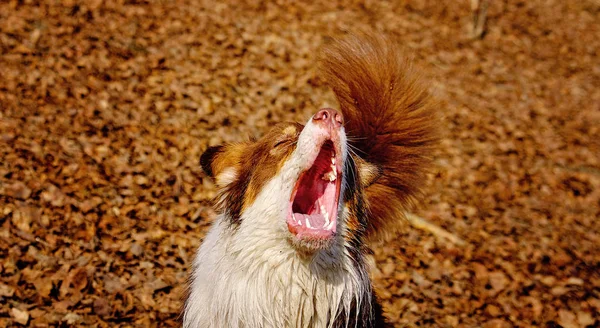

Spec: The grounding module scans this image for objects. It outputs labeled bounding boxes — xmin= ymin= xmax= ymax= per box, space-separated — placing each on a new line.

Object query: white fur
xmin=215 ymin=167 xmax=238 ymax=186
xmin=184 ymin=119 xmax=372 ymax=328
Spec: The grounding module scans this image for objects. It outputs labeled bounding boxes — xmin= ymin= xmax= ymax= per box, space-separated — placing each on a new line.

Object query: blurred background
xmin=1 ymin=0 xmax=599 ymax=327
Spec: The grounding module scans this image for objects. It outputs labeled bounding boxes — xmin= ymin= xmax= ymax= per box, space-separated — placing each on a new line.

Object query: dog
xmin=184 ymin=32 xmax=437 ymax=328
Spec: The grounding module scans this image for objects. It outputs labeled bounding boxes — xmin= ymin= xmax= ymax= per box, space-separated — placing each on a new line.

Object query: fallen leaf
xmin=483 ymin=319 xmax=510 ymax=328
xmin=4 ymin=182 xmax=32 ymax=200
xmin=104 ymin=276 xmax=125 ymax=294
xmin=10 ymin=308 xmax=29 ymax=325
xmin=40 ymin=184 xmax=68 ymax=207
xmin=577 ymin=311 xmax=595 ymax=326
xmin=93 ymin=298 xmax=111 ymax=316
xmin=33 ymin=279 xmax=53 ymax=298
xmin=63 ymin=313 xmax=82 ymax=325
xmin=488 ymin=271 xmax=509 ymax=295
xmin=0 ymin=283 xmax=15 ymax=297
xmin=557 ymin=309 xmax=578 ymax=328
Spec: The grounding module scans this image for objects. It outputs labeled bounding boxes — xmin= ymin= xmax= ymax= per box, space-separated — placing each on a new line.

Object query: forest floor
xmin=1 ymin=0 xmax=599 ymax=327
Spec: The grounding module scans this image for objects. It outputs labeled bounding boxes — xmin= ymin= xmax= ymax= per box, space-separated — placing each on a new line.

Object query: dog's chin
xmin=287 ymin=233 xmax=336 ymax=254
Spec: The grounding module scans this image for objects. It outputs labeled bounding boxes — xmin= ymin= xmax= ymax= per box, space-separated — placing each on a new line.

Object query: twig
xmin=552 ymin=163 xmax=600 ymax=176
xmin=471 ymin=0 xmax=489 ymax=39
xmin=404 ymin=213 xmax=468 ymax=247
xmin=11 ymin=227 xmax=52 ymax=248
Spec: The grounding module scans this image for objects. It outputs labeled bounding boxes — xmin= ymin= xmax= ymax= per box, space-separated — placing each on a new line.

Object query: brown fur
xmin=201 ymin=122 xmax=303 ymax=224
xmin=319 ymin=32 xmax=439 ymax=242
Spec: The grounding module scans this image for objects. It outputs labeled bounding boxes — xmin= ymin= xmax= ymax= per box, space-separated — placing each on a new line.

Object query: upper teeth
xmin=322 ymin=156 xmax=337 ymax=181
xmin=323 ymin=171 xmax=336 ymax=181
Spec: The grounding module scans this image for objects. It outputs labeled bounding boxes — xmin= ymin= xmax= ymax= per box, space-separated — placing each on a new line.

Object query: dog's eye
xmin=269 ymin=138 xmax=292 ymax=156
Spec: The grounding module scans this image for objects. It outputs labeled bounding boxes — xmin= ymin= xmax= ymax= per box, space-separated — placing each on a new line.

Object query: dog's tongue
xmin=292 ymin=213 xmax=326 ymax=229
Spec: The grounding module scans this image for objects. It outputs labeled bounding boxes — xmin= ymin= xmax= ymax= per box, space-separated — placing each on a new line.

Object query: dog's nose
xmin=313 ymin=108 xmax=343 ymax=128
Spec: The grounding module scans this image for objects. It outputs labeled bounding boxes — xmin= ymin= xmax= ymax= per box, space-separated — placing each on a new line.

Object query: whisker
xmin=346 ymin=143 xmax=364 ymax=157
xmin=345 ymin=136 xmax=369 ymax=142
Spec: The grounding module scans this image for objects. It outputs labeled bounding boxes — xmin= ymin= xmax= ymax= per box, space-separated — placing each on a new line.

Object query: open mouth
xmin=287 ymin=140 xmax=341 ymax=241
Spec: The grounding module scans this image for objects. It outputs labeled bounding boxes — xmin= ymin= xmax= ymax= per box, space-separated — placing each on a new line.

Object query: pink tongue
xmin=293 ymin=213 xmax=326 ymax=228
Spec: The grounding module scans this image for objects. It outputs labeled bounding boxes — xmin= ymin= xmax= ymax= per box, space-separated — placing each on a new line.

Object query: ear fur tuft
xmin=354 ymin=156 xmax=382 ymax=188
xmin=200 ymin=146 xmax=224 ymax=178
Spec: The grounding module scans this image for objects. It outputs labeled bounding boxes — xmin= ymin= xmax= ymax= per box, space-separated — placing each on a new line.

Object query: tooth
xmin=320 ymin=205 xmax=329 ymax=222
xmin=331 ymin=156 xmax=335 ymax=165
xmin=322 ymin=171 xmax=336 ymax=181
xmin=326 ymin=221 xmax=335 ymax=230
xmin=305 ymin=217 xmax=312 ymax=229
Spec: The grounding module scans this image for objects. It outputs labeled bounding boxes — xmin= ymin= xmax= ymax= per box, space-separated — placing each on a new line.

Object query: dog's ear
xmin=201 ymin=144 xmax=250 ymax=187
xmin=200 ymin=146 xmax=224 ymax=178
xmin=354 ymin=156 xmax=382 ymax=188
xmin=200 ymin=145 xmax=241 ymax=187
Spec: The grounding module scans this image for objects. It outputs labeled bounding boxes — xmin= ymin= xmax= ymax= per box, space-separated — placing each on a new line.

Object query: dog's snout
xmin=313 ymin=108 xmax=343 ymax=128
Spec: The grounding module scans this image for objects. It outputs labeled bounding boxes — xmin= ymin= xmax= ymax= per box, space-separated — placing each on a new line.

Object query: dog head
xmin=201 ymin=109 xmax=379 ymax=252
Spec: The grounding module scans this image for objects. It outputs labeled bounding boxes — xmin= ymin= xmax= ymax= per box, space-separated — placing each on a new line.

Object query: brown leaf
xmin=472 ymin=262 xmax=489 ymax=282
xmin=28 ymin=308 xmax=46 ymax=319
xmin=557 ymin=309 xmax=578 ymax=328
xmin=482 ymin=319 xmax=511 ymax=328
xmin=146 ymin=278 xmax=169 ymax=292
xmin=104 ymin=276 xmax=125 ymax=294
xmin=0 ymin=283 xmax=15 ymax=297
xmin=381 ymin=261 xmax=395 ymax=276
xmin=77 ymin=196 xmax=103 ymax=213
xmin=11 ymin=206 xmax=40 ymax=233
xmin=129 ymin=243 xmax=144 ymax=257
xmin=33 ymin=279 xmax=53 ymax=298
xmin=577 ymin=311 xmax=595 ymax=326
xmin=10 ymin=308 xmax=29 ymax=325
xmin=40 ymin=184 xmax=68 ymax=207
xmin=411 ymin=271 xmax=432 ymax=288
xmin=71 ymin=268 xmax=89 ymax=292
xmin=63 ymin=313 xmax=82 ymax=325
xmin=93 ymin=298 xmax=111 ymax=316
xmin=4 ymin=181 xmax=32 ymax=200
xmin=488 ymin=271 xmax=509 ymax=295
xmin=486 ymin=304 xmax=502 ymax=317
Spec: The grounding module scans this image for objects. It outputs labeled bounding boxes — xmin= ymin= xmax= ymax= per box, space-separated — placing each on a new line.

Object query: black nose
xmin=313 ymin=108 xmax=343 ymax=127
